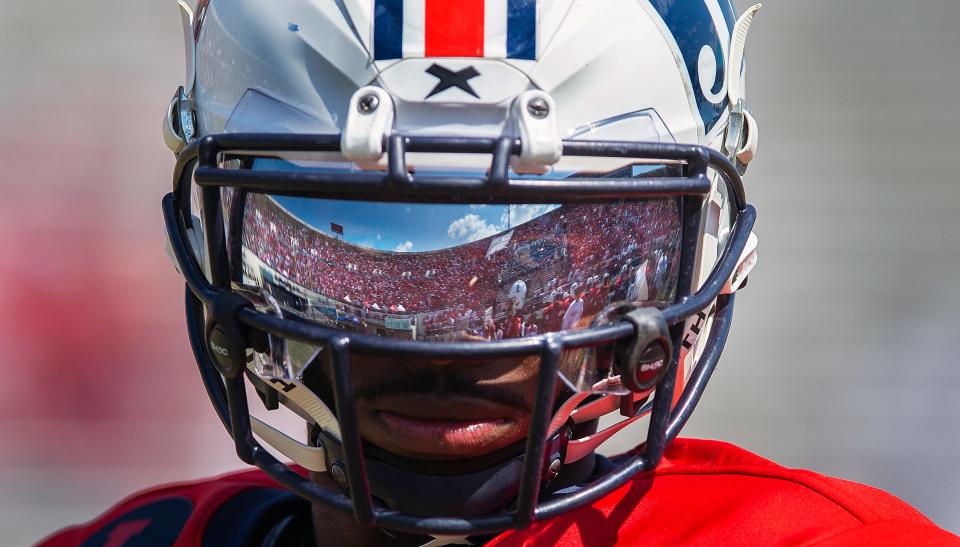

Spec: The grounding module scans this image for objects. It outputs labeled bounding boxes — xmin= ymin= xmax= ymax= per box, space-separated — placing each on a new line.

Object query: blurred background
xmin=1 ymin=1 xmax=958 ymax=544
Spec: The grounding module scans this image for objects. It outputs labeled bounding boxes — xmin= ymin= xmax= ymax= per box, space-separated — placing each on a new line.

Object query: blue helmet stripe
xmin=374 ymin=0 xmax=404 ymax=60
xmin=507 ymin=0 xmax=537 ymax=60
xmin=648 ymin=0 xmax=730 ymax=133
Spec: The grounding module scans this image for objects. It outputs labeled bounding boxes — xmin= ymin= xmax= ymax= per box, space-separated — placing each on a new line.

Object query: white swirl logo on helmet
xmin=698 ymin=45 xmax=727 ymax=105
xmin=642 ymin=0 xmax=735 ymax=137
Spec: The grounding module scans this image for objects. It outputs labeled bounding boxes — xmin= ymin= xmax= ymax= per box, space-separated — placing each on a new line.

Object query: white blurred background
xmin=0 ymin=1 xmax=958 ymax=544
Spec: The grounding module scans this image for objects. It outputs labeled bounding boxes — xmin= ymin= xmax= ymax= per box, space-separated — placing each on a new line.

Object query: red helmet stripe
xmin=425 ymin=0 xmax=485 ymax=57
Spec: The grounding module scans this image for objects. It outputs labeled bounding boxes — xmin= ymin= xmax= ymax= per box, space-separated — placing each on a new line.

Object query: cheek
xmin=557 ymin=349 xmax=586 ymax=387
xmin=344 ymin=354 xmax=556 ymax=408
xmin=480 ymin=351 xmax=588 ymax=391
xmin=502 ymin=353 xmax=587 ymax=405
xmin=503 ymin=356 xmax=541 ymax=403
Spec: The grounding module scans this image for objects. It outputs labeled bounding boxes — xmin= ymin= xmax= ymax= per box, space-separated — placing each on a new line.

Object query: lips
xmin=378 ymin=412 xmax=512 ymax=453
xmin=359 ymin=395 xmax=529 ymax=459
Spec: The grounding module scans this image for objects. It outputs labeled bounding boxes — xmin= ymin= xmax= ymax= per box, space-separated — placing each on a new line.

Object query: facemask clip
xmin=204 ymin=291 xmax=252 ymax=379
xmin=605 ymin=304 xmax=673 ymax=393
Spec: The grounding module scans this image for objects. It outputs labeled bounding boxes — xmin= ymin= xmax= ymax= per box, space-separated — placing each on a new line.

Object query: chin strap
xmin=250 ymin=418 xmax=327 ymax=472
xmin=565 ymin=400 xmax=653 ymax=464
xmin=545 ymin=385 xmax=654 ymax=465
xmin=247 ymin=364 xmax=340 ymax=472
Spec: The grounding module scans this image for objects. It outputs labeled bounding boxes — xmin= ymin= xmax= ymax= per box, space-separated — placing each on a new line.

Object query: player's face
xmin=350 ymin=353 xmax=542 ymax=459
xmin=234 ymin=192 xmax=684 ymax=459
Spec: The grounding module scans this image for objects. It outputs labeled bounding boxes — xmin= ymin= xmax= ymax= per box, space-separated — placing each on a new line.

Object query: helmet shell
xmin=191 ymin=0 xmax=737 ymax=146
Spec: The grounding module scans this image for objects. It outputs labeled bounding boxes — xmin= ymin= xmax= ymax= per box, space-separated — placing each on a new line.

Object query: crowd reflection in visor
xmin=234 ymin=194 xmax=682 ymax=342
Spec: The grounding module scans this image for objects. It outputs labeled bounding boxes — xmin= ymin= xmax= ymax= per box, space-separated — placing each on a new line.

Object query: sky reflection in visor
xmin=229 ymin=162 xmax=683 ymax=342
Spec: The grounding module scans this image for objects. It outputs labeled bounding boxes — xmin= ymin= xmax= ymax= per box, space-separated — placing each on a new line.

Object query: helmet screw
xmin=545 ymin=458 xmax=562 ymax=481
xmin=357 ymin=94 xmax=379 ymax=114
xmin=527 ymin=97 xmax=549 ymax=119
xmin=330 ymin=462 xmax=349 ymax=490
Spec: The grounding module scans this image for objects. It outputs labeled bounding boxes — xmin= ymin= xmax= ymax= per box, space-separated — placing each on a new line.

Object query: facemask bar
xmin=164 ymin=133 xmax=755 ymax=536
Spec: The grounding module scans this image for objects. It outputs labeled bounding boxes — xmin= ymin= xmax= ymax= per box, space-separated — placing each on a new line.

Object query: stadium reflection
xmin=232 ymin=194 xmax=682 ymax=346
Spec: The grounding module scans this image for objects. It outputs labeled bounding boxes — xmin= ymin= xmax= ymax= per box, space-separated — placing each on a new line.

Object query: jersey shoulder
xmin=37 ymin=467 xmax=311 ymax=547
xmin=489 ymin=438 xmax=959 ymax=546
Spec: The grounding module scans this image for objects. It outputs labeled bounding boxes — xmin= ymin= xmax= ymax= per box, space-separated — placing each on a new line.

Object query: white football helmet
xmin=163 ymin=0 xmax=761 ymax=536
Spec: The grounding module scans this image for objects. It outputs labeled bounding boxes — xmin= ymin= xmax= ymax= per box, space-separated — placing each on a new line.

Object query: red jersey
xmin=542 ymin=303 xmax=563 ymax=332
xmin=503 ymin=314 xmax=525 ymax=339
xmin=490 ymin=439 xmax=959 ymax=546
xmin=39 ymin=439 xmax=958 ymax=546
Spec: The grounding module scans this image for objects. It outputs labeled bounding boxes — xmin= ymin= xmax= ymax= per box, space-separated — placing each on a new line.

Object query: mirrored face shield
xmin=163 ymin=133 xmax=756 ymax=536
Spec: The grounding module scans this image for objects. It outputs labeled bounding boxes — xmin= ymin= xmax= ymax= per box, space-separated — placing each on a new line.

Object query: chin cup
xmin=204 ymin=292 xmax=252 ymax=379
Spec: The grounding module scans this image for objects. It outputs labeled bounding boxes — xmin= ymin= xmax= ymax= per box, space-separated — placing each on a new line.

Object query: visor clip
xmin=509 ymin=91 xmax=562 ymax=173
xmin=205 ymin=292 xmax=252 ymax=380
xmin=606 ymin=303 xmax=673 ymax=393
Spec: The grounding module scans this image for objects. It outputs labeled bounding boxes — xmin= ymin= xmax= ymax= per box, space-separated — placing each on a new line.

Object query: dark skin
xmin=310 ymin=472 xmax=397 ymax=547
xmin=308 ymin=340 xmax=592 ymax=546
xmin=354 ymin=354 xmax=538 ymax=459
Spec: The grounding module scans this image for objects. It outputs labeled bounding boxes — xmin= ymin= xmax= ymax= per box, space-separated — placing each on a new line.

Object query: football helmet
xmin=163 ymin=0 xmax=761 ymax=537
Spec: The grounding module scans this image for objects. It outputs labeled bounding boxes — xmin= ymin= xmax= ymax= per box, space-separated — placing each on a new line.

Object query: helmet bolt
xmin=545 ymin=458 xmax=562 ymax=481
xmin=330 ymin=462 xmax=350 ymax=490
xmin=526 ymin=97 xmax=549 ymax=119
xmin=357 ymin=94 xmax=379 ymax=114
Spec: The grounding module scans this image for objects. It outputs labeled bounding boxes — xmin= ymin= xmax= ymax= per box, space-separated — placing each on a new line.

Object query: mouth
xmin=359 ymin=395 xmax=529 ymax=459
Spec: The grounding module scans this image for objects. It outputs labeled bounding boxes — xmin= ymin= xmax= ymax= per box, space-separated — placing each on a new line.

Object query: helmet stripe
xmin=646 ymin=0 xmax=731 ymax=134
xmin=507 ymin=0 xmax=537 ymax=59
xmin=374 ymin=0 xmax=404 ymax=60
xmin=374 ymin=0 xmax=538 ymax=60
xmin=425 ymin=0 xmax=485 ymax=56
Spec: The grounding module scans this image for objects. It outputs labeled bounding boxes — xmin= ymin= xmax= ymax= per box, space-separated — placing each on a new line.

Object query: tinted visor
xmin=228 ymin=172 xmax=682 ymax=344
